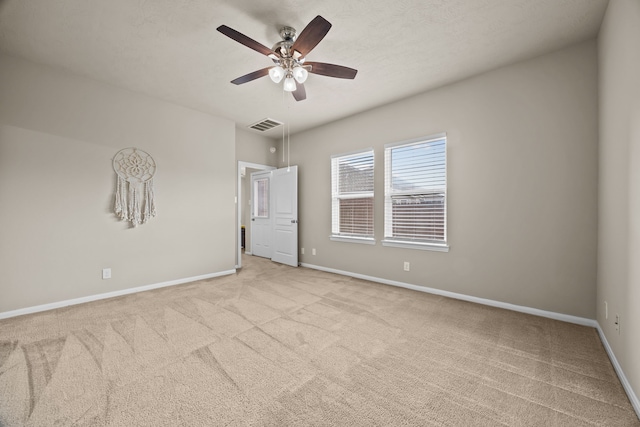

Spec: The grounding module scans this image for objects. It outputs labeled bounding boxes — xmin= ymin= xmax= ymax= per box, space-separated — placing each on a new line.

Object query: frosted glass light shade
xmin=269 ymin=66 xmax=285 ymax=83
xmin=292 ymin=66 xmax=308 ymax=84
xmin=283 ymin=76 xmax=296 ymax=92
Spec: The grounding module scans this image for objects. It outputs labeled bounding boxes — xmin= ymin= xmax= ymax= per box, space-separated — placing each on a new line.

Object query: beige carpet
xmin=0 ymin=255 xmax=638 ymax=426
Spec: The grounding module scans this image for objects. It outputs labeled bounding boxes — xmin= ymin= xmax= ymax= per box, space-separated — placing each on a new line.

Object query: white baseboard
xmin=301 ymin=262 xmax=639 ymax=420
xmin=596 ymin=325 xmax=640 ymax=418
xmin=301 ymin=263 xmax=596 ymax=327
xmin=0 ymin=269 xmax=236 ymax=320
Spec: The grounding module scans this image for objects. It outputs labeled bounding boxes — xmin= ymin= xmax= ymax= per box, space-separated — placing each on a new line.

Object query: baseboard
xmin=596 ymin=324 xmax=640 ymax=419
xmin=0 ymin=269 xmax=237 ymax=320
xmin=301 ymin=262 xmax=639 ymax=420
xmin=301 ymin=263 xmax=596 ymax=327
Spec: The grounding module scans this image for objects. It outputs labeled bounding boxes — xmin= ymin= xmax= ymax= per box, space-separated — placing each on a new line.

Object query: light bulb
xmin=269 ymin=66 xmax=285 ymax=83
xmin=283 ymin=75 xmax=296 ymax=92
xmin=292 ymin=66 xmax=308 ymax=84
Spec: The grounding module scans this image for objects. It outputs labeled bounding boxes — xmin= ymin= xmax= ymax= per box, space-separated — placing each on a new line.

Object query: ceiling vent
xmin=248 ymin=118 xmax=283 ymax=132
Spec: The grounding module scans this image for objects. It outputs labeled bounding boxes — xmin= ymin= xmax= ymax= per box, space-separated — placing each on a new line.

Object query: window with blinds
xmin=384 ymin=135 xmax=447 ymax=249
xmin=331 ymin=149 xmax=375 ymax=241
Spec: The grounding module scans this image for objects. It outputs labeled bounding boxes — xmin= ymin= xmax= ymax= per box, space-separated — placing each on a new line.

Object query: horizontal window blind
xmin=331 ymin=150 xmax=374 ymax=238
xmin=384 ymin=136 xmax=446 ymax=244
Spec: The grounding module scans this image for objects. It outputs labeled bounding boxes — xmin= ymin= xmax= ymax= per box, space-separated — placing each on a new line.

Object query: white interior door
xmin=271 ymin=166 xmax=298 ymax=267
xmin=250 ymin=171 xmax=272 ymax=258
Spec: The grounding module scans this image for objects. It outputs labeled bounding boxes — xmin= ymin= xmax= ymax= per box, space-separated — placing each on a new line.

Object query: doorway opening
xmin=237 ymin=161 xmax=275 ymax=269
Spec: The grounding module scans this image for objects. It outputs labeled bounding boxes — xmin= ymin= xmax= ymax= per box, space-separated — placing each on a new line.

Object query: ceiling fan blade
xmin=230 ymin=67 xmax=271 ymax=85
xmin=217 ymin=25 xmax=279 ymax=59
xmin=306 ymin=62 xmax=358 ymax=79
xmin=291 ymin=16 xmax=332 ymax=57
xmin=292 ymin=82 xmax=306 ymax=101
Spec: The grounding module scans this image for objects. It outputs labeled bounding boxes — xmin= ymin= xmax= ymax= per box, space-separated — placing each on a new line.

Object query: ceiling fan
xmin=217 ymin=15 xmax=358 ymax=101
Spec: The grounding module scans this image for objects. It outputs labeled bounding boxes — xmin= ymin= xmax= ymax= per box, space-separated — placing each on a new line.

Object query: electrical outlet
xmin=312 ymin=248 xmax=316 ymax=256
xmin=605 ymin=301 xmax=608 ymax=319
xmin=102 ymin=268 xmax=111 ymax=280
xmin=403 ymin=261 xmax=410 ymax=271
xmin=615 ymin=314 xmax=620 ymax=334
xmin=301 ymin=248 xmax=305 ymax=255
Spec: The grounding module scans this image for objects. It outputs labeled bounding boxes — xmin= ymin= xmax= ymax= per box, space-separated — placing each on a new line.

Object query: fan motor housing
xmin=273 ymin=26 xmax=302 ymax=60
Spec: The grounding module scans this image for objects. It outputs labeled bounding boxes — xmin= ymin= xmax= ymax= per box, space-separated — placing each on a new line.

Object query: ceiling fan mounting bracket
xmin=279 ymin=26 xmax=297 ymax=41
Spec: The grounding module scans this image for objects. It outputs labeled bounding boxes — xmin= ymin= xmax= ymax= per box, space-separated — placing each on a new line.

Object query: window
xmin=253 ymin=177 xmax=269 ymax=218
xmin=331 ymin=149 xmax=375 ymax=243
xmin=383 ymin=134 xmax=448 ymax=251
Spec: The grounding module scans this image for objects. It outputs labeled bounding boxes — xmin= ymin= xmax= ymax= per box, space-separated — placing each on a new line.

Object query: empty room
xmin=0 ymin=0 xmax=639 ymax=425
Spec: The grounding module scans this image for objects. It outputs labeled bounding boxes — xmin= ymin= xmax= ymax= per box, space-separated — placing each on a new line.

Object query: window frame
xmin=330 ymin=148 xmax=376 ymax=245
xmin=382 ymin=134 xmax=449 ymax=252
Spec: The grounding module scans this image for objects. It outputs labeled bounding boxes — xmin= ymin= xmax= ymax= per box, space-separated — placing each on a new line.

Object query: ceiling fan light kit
xmin=283 ymin=75 xmax=297 ymax=92
xmin=292 ymin=66 xmax=308 ymax=84
xmin=268 ymin=66 xmax=285 ymax=83
xmin=217 ymin=15 xmax=357 ymax=101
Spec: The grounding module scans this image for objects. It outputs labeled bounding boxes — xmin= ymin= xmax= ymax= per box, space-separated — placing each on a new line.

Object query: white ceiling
xmin=0 ymin=0 xmax=608 ymax=135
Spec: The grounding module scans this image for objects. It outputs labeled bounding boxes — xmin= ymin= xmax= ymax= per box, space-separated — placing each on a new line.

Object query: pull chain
xmin=281 ymin=87 xmax=291 ymax=170
xmin=282 ymin=88 xmax=286 ymax=164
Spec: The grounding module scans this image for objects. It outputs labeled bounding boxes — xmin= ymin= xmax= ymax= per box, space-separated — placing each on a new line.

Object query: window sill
xmin=330 ymin=235 xmax=376 ymax=245
xmin=381 ymin=239 xmax=449 ymax=252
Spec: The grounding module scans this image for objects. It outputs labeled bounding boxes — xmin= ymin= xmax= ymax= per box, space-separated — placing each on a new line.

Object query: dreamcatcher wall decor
xmin=113 ymin=148 xmax=156 ymax=227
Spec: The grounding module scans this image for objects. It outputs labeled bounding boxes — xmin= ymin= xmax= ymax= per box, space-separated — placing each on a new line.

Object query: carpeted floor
xmin=0 ymin=255 xmax=638 ymax=426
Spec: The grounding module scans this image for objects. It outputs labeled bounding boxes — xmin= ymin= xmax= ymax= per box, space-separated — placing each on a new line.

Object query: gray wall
xmin=235 ymin=128 xmax=279 ymax=167
xmin=287 ymin=40 xmax=598 ymax=319
xmin=598 ymin=0 xmax=640 ymax=405
xmin=0 ymin=54 xmax=236 ymax=313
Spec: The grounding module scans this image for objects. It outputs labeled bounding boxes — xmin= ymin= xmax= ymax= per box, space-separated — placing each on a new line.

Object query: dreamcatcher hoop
xmin=113 ymin=148 xmax=157 ymax=227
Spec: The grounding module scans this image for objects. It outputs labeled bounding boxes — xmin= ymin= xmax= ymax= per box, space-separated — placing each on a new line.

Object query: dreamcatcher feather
xmin=113 ymin=148 xmax=156 ymax=227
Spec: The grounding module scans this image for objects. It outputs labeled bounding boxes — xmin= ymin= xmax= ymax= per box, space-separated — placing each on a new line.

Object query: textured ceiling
xmin=0 ymin=0 xmax=608 ymax=135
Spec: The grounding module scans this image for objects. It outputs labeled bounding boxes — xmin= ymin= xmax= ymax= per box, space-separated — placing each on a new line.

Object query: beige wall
xmin=0 ymin=54 xmax=236 ymax=313
xmin=598 ymin=0 xmax=640 ymax=405
xmin=235 ymin=127 xmax=279 ymax=167
xmin=289 ymin=40 xmax=598 ymax=318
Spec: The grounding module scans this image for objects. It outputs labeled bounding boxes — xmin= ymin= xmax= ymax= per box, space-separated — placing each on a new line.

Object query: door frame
xmin=237 ymin=161 xmax=276 ymax=269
